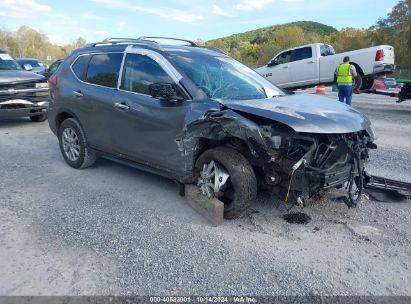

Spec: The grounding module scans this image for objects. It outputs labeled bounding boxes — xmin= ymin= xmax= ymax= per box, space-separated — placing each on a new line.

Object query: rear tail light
xmin=48 ymin=74 xmax=58 ymax=86
xmin=375 ymin=49 xmax=384 ymax=61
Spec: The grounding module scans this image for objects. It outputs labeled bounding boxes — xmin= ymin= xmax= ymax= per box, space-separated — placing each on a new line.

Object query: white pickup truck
xmin=255 ymin=43 xmax=395 ymax=90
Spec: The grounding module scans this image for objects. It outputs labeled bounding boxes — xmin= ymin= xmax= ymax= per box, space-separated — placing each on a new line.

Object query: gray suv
xmin=48 ymin=37 xmax=376 ymax=219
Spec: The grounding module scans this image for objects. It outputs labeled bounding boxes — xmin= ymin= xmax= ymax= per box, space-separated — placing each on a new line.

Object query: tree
xmin=272 ymin=26 xmax=305 ymax=50
xmin=328 ymin=28 xmax=371 ymax=53
xmin=375 ymin=0 xmax=411 ymax=68
xmin=0 ymin=26 xmax=88 ymax=64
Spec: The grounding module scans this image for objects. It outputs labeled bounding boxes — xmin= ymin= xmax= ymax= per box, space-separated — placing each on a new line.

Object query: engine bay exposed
xmin=258 ymin=125 xmax=376 ymax=207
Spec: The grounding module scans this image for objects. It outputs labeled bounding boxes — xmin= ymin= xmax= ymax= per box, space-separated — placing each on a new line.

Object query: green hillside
xmin=208 ymin=21 xmax=337 ymax=46
xmin=206 ymin=21 xmax=339 ymax=66
xmin=205 ymin=12 xmax=410 ymax=69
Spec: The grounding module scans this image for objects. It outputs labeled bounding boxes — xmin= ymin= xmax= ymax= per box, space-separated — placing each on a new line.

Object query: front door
xmin=110 ymin=51 xmax=191 ymax=173
xmin=264 ymin=50 xmax=292 ymax=87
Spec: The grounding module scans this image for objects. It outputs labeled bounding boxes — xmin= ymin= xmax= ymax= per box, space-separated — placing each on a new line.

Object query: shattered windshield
xmin=169 ymin=52 xmax=284 ymax=101
xmin=0 ymin=53 xmax=22 ymax=71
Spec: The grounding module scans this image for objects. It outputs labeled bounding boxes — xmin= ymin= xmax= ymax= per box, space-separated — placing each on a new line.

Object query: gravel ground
xmin=0 ymin=92 xmax=410 ymax=296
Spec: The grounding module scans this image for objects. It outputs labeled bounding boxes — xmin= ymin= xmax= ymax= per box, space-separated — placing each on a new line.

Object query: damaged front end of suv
xmin=182 ymin=93 xmax=377 ymax=210
xmin=165 ymin=48 xmax=378 ymax=216
xmin=257 ymin=125 xmax=375 ymax=208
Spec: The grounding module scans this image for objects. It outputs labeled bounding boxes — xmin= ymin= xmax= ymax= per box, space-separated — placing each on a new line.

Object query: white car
xmin=256 ymin=43 xmax=395 ymax=90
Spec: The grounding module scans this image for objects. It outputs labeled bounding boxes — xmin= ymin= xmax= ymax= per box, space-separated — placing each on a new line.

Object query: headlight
xmin=35 ymin=82 xmax=49 ymax=89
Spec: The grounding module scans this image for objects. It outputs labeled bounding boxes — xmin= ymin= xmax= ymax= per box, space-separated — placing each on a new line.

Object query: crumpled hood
xmin=0 ymin=70 xmax=45 ymax=84
xmin=223 ymin=93 xmax=375 ymax=138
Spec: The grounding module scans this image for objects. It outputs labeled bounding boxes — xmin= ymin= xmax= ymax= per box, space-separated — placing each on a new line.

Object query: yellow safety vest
xmin=336 ymin=63 xmax=353 ymax=83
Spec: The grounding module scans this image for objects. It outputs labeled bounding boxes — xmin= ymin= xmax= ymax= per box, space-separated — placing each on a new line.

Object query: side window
xmin=72 ymin=55 xmax=90 ymax=80
xmin=293 ymin=47 xmax=313 ymax=61
xmin=320 ymin=45 xmax=335 ymax=56
xmin=275 ymin=51 xmax=292 ymax=65
xmin=85 ymin=53 xmax=123 ymax=88
xmin=48 ymin=62 xmax=59 ymax=74
xmin=320 ymin=45 xmax=329 ymax=56
xmin=120 ymin=53 xmax=175 ymax=95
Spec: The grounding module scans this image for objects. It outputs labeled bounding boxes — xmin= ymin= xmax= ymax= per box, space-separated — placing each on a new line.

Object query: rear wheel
xmin=353 ymin=75 xmax=363 ymax=92
xmin=30 ymin=113 xmax=47 ymax=122
xmin=58 ymin=118 xmax=96 ymax=169
xmin=195 ymin=147 xmax=257 ymax=219
xmin=360 ymin=77 xmax=375 ymax=90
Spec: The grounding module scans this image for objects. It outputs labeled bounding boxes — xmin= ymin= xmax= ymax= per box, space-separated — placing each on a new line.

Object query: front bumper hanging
xmin=363 ymin=172 xmax=411 ymax=202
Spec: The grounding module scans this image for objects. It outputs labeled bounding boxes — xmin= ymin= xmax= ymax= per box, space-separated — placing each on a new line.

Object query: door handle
xmin=307 ymin=61 xmax=314 ymax=64
xmin=114 ymin=102 xmax=130 ymax=111
xmin=282 ymin=66 xmax=289 ymax=69
xmin=73 ymin=90 xmax=83 ymax=97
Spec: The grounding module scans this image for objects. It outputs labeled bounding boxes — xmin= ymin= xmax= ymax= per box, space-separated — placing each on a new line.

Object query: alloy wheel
xmin=197 ymin=160 xmax=230 ymax=198
xmin=62 ymin=127 xmax=80 ymax=162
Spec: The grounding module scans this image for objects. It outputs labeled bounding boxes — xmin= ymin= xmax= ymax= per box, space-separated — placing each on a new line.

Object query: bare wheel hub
xmin=197 ymin=160 xmax=230 ymax=198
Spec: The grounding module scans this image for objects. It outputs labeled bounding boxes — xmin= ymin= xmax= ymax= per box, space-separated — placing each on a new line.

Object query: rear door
xmin=70 ymin=52 xmax=123 ymax=152
xmin=289 ymin=46 xmax=317 ymax=86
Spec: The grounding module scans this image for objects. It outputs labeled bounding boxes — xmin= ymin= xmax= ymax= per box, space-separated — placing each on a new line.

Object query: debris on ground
xmin=283 ymin=212 xmax=311 ymax=224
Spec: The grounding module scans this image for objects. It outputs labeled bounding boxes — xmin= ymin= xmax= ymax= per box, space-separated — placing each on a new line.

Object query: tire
xmin=30 ymin=113 xmax=47 ymax=122
xmin=353 ymin=75 xmax=362 ymax=92
xmin=58 ymin=118 xmax=96 ymax=169
xmin=195 ymin=147 xmax=257 ymax=219
xmin=361 ymin=77 xmax=375 ymax=90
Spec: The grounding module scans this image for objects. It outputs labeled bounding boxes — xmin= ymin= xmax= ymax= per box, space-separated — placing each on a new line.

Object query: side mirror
xmin=23 ymin=64 xmax=33 ymax=71
xmin=149 ymin=83 xmax=181 ymax=101
xmin=267 ymin=60 xmax=277 ymax=67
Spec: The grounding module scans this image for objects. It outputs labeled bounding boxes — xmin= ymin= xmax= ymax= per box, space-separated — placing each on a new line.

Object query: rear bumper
xmin=373 ymin=63 xmax=395 ymax=75
xmin=0 ymin=99 xmax=49 ymax=118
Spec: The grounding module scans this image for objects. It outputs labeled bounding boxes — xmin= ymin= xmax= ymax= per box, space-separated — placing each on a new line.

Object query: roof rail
xmin=137 ymin=36 xmax=198 ymax=47
xmin=85 ymin=37 xmax=197 ymax=48
xmin=85 ymin=37 xmax=158 ymax=47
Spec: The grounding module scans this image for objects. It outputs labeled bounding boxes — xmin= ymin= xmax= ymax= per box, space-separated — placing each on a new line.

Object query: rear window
xmin=72 ymin=55 xmax=91 ymax=80
xmin=320 ymin=45 xmax=335 ymax=56
xmin=85 ymin=53 xmax=123 ymax=88
xmin=293 ymin=47 xmax=312 ymax=61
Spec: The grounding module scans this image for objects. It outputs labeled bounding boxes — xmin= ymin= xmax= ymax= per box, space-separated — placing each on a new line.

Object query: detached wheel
xmin=195 ymin=147 xmax=257 ymax=219
xmin=30 ymin=113 xmax=47 ymax=122
xmin=58 ymin=118 xmax=96 ymax=169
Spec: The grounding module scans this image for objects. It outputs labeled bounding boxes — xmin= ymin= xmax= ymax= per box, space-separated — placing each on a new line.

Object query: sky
xmin=0 ymin=0 xmax=399 ymax=45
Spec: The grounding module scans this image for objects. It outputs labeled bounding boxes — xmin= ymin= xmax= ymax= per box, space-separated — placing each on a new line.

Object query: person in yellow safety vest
xmin=335 ymin=56 xmax=357 ymax=106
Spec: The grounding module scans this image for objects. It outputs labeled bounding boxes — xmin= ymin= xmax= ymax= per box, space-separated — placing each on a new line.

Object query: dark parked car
xmin=16 ymin=58 xmax=47 ymax=75
xmin=43 ymin=59 xmax=63 ymax=79
xmin=0 ymin=49 xmax=50 ymax=122
xmin=383 ymin=77 xmax=398 ymax=88
xmin=48 ymin=37 xmax=376 ymax=219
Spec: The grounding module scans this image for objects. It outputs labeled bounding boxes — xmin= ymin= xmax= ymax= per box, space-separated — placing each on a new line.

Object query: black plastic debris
xmin=363 ymin=173 xmax=411 ymax=202
xmin=283 ymin=212 xmax=311 ymax=224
